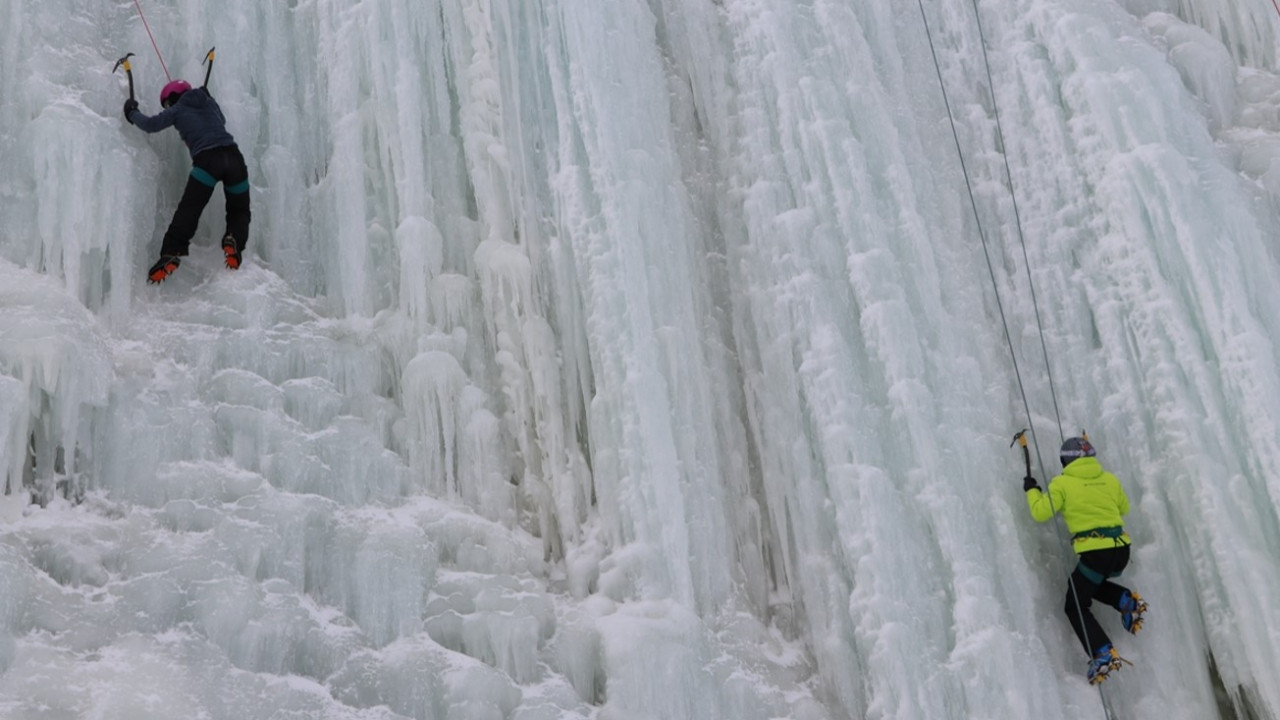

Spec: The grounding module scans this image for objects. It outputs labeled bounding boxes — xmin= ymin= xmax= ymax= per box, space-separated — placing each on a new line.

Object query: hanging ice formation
xmin=1 ymin=0 xmax=1280 ymax=718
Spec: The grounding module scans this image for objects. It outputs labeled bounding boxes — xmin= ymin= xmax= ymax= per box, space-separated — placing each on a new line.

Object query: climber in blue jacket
xmin=125 ymin=77 xmax=250 ymax=283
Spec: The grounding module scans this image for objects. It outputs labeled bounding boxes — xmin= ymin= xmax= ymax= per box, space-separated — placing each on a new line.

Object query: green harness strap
xmin=1073 ymin=525 xmax=1126 ymax=542
xmin=190 ymin=167 xmax=249 ymax=195
xmin=190 ymin=166 xmax=218 ymax=188
xmin=1076 ymin=562 xmax=1109 ymax=585
xmin=1073 ymin=526 xmax=1127 ymax=584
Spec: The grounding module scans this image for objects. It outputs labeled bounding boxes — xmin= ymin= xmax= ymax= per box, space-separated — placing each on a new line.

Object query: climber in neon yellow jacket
xmin=1024 ymin=436 xmax=1148 ymax=684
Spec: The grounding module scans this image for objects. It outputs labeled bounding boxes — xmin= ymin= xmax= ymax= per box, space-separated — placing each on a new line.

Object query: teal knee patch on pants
xmin=226 ymin=179 xmax=250 ymax=194
xmin=190 ymin=167 xmax=218 ymax=188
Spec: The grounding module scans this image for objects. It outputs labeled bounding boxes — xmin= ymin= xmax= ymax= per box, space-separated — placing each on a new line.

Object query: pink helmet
xmin=160 ymin=79 xmax=192 ymax=108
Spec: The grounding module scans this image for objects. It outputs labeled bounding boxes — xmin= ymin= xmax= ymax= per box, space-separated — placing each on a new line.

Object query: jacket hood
xmin=1063 ymin=456 xmax=1104 ymax=479
xmin=179 ymin=88 xmax=209 ymax=108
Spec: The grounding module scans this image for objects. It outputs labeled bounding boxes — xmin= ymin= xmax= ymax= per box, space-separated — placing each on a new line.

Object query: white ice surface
xmin=1 ymin=0 xmax=1280 ymax=718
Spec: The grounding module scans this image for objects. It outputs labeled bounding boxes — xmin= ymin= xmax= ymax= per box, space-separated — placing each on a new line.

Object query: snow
xmin=1 ymin=0 xmax=1280 ymax=718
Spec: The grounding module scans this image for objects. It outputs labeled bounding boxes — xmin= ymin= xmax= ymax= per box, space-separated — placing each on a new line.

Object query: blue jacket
xmin=128 ymin=88 xmax=237 ymax=159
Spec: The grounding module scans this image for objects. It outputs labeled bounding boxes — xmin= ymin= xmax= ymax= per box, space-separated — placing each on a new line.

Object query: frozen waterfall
xmin=2 ymin=0 xmax=1280 ymax=717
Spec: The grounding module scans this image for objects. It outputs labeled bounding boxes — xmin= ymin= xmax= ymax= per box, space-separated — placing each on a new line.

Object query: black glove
xmin=1023 ymin=476 xmax=1040 ymax=492
xmin=123 ymin=98 xmax=139 ymax=124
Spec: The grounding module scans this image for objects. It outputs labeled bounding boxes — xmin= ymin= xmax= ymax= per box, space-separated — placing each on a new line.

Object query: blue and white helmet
xmin=1060 ymin=436 xmax=1096 ymax=468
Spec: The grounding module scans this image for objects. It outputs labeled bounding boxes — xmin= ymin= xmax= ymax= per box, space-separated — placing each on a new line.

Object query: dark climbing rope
xmin=914 ymin=0 xmax=1118 ymax=711
xmin=963 ymin=0 xmax=1065 ymax=450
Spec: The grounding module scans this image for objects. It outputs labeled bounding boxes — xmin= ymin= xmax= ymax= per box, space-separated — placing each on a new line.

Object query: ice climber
xmin=1023 ymin=436 xmax=1148 ymax=685
xmin=124 ymin=77 xmax=250 ymax=283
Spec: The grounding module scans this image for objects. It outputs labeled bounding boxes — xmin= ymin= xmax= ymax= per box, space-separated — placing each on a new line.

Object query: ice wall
xmin=1 ymin=0 xmax=1279 ymax=718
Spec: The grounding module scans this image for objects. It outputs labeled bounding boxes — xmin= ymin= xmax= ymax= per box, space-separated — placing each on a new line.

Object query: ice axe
xmin=201 ymin=46 xmax=215 ymax=89
xmin=113 ymin=52 xmax=136 ymax=100
xmin=1011 ymin=429 xmax=1031 ymax=479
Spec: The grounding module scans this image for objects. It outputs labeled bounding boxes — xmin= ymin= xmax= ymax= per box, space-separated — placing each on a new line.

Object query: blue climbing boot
xmin=1087 ymin=644 xmax=1122 ymax=685
xmin=1119 ymin=591 xmax=1147 ymax=634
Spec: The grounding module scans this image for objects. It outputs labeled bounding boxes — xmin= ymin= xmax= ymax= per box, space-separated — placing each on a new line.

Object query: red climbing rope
xmin=132 ymin=0 xmax=171 ymax=81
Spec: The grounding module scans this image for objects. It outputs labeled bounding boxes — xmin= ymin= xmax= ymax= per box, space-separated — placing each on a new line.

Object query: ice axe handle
xmin=202 ymin=47 xmax=215 ymax=89
xmin=113 ymin=53 xmax=136 ymax=100
xmin=1011 ymin=429 xmax=1031 ymax=477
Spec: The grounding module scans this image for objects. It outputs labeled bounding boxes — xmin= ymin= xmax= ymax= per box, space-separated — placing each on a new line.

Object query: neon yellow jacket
xmin=1026 ymin=456 xmax=1131 ymax=554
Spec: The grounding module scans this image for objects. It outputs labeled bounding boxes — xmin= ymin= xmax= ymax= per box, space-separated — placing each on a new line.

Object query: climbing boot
xmin=147 ymin=255 xmax=182 ymax=284
xmin=222 ymin=235 xmax=242 ymax=270
xmin=1119 ymin=591 xmax=1147 ymax=635
xmin=1087 ymin=644 xmax=1126 ymax=685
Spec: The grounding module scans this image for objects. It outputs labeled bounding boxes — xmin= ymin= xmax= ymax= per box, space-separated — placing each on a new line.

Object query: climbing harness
xmin=1072 ymin=526 xmax=1128 ymax=543
xmin=915 ymin=0 xmax=1120 ymax=712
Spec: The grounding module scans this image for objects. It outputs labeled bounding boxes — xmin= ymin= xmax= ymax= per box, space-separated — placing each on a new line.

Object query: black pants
xmin=160 ymin=145 xmax=251 ymax=257
xmin=1065 ymin=545 xmax=1132 ymax=656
